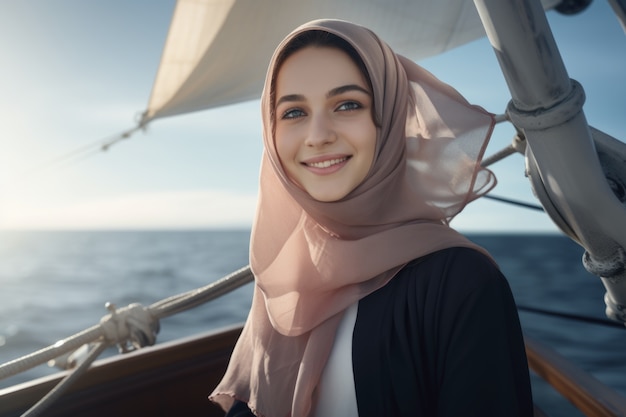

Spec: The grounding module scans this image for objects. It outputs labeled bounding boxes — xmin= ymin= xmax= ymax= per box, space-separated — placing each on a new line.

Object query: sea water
xmin=0 ymin=230 xmax=624 ymax=417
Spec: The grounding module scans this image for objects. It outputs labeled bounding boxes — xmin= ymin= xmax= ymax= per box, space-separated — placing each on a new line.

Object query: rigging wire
xmin=17 ymin=126 xmax=141 ymax=182
xmin=518 ymin=304 xmax=625 ymax=329
xmin=484 ymin=194 xmax=544 ymax=211
xmin=17 ymin=112 xmax=149 ymax=181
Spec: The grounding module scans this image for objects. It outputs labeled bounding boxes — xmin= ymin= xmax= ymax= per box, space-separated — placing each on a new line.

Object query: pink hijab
xmin=210 ymin=19 xmax=496 ymax=417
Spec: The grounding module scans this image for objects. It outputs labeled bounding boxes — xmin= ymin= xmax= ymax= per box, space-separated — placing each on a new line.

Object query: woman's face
xmin=274 ymin=46 xmax=377 ymax=202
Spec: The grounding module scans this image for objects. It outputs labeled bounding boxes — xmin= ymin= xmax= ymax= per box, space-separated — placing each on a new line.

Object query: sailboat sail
xmin=142 ymin=0 xmax=560 ymax=124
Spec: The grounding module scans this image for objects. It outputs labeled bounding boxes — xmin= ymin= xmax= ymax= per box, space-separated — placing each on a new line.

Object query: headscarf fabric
xmin=210 ymin=19 xmax=496 ymax=417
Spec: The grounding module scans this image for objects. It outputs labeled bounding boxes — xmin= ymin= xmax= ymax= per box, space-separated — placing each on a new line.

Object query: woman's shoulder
xmin=397 ymin=246 xmax=505 ymax=297
xmin=363 ymin=246 xmax=509 ymax=314
xmin=404 ymin=246 xmax=499 ymax=274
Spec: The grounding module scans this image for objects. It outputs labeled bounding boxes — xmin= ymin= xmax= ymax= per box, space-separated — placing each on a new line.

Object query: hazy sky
xmin=0 ymin=1 xmax=624 ymax=232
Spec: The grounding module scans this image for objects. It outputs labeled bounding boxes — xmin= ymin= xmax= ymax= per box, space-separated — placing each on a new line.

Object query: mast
xmin=473 ymin=0 xmax=626 ymax=324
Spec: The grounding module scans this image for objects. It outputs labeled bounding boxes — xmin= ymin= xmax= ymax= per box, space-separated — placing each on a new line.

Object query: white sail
xmin=142 ymin=0 xmax=560 ymax=123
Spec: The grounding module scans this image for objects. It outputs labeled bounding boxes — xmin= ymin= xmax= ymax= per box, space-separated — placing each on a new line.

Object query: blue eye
xmin=337 ymin=101 xmax=361 ymax=111
xmin=282 ymin=108 xmax=306 ymax=119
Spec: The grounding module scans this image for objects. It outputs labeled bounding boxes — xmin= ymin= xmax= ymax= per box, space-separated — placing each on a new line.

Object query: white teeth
xmin=307 ymin=157 xmax=347 ymax=168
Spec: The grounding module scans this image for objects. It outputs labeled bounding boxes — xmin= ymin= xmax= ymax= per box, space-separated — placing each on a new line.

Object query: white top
xmin=312 ymin=302 xmax=359 ymax=417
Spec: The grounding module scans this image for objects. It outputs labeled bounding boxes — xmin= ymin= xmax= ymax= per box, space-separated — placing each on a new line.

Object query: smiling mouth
xmin=304 ymin=157 xmax=349 ymax=169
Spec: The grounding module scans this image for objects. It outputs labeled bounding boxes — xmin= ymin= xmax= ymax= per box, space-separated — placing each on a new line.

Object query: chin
xmin=308 ymin=190 xmax=347 ymax=203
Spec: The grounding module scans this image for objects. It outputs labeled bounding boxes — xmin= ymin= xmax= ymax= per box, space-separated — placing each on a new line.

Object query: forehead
xmin=275 ymin=46 xmax=368 ymax=95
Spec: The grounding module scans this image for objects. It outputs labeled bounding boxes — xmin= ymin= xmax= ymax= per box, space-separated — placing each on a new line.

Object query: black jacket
xmin=226 ymin=247 xmax=533 ymax=416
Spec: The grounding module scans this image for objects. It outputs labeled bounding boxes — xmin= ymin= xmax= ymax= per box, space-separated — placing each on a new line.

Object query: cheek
xmin=358 ymin=124 xmax=378 ymax=169
xmin=274 ymin=128 xmax=298 ymax=171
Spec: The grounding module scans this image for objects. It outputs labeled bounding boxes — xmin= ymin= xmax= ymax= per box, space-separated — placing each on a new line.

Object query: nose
xmin=304 ymin=113 xmax=336 ymax=147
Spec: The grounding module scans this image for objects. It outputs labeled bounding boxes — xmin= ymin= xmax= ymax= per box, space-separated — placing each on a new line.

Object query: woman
xmin=210 ymin=19 xmax=533 ymax=417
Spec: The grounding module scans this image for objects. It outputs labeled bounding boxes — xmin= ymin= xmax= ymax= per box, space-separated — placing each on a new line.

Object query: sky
xmin=0 ymin=0 xmax=624 ymax=233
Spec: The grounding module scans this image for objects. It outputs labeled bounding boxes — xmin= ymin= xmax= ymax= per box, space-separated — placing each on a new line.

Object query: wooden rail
xmin=526 ymin=335 xmax=626 ymax=417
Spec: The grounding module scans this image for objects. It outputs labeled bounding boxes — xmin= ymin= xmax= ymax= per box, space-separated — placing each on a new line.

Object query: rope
xmin=0 ymin=302 xmax=159 ymax=381
xmin=21 ymin=342 xmax=108 ymax=417
xmin=0 ymin=265 xmax=254 ymax=417
xmin=0 ymin=267 xmax=252 ymax=380
xmin=149 ymin=265 xmax=254 ymax=319
xmin=0 ymin=325 xmax=103 ymax=381
xmin=100 ymin=302 xmax=160 ymax=353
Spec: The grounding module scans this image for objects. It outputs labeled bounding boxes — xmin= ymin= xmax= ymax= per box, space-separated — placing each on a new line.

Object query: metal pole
xmin=473 ymin=0 xmax=626 ymax=323
xmin=474 ymin=0 xmax=571 ymax=112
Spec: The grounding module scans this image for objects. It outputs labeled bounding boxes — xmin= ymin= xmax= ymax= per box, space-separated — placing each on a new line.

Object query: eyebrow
xmin=326 ymin=84 xmax=371 ymax=99
xmin=275 ymin=84 xmax=371 ymax=108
